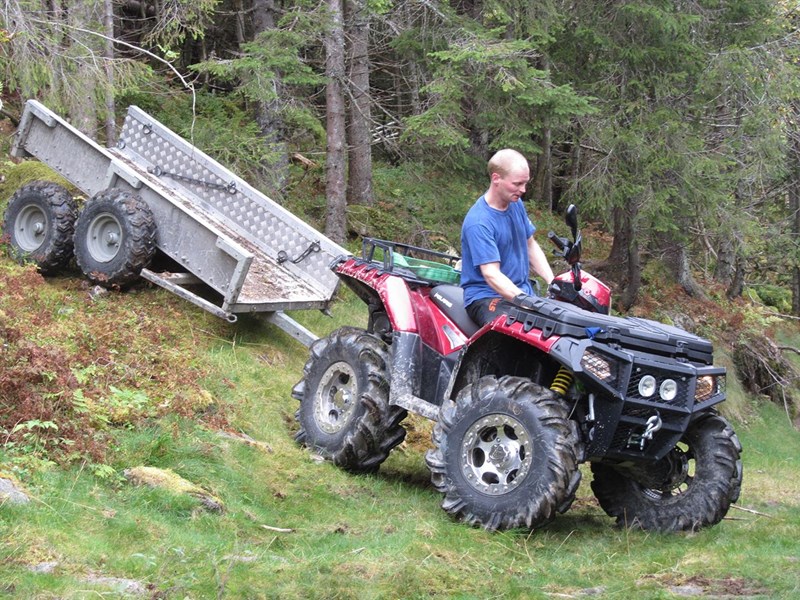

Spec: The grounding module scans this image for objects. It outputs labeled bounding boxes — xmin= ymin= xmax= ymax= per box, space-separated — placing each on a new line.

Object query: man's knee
xmin=467 ymin=297 xmax=513 ymax=326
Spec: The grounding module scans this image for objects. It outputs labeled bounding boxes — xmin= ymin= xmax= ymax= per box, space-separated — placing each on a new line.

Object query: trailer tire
xmin=292 ymin=327 xmax=407 ymax=473
xmin=2 ymin=181 xmax=77 ymax=273
xmin=425 ymin=376 xmax=582 ymax=531
xmin=590 ymin=414 xmax=743 ymax=532
xmin=74 ymin=188 xmax=156 ymax=287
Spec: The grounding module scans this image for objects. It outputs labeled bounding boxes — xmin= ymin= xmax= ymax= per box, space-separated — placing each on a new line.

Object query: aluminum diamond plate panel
xmin=117 ymin=107 xmax=343 ymax=298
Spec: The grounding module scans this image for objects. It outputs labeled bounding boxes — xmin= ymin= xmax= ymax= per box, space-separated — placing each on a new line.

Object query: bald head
xmin=484 ymin=149 xmax=530 ymax=208
xmin=488 ymin=149 xmax=529 ymax=179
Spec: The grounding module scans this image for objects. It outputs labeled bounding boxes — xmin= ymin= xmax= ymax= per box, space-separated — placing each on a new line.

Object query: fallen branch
xmin=765 ymin=312 xmax=800 ymax=321
xmin=216 ymin=430 xmax=274 ymax=453
xmin=291 ymin=152 xmax=318 ymax=168
xmin=261 ymin=525 xmax=294 ymax=533
xmin=729 ymin=504 xmax=773 ymax=518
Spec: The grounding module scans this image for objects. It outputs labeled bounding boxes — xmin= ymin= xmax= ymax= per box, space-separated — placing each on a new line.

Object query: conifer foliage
xmin=1 ymin=0 xmax=798 ymax=310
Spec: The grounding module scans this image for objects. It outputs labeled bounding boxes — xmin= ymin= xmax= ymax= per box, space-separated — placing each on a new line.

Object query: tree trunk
xmin=606 ymin=206 xmax=633 ymax=274
xmin=345 ymin=0 xmax=373 ymax=206
xmin=534 ymin=123 xmax=552 ymax=210
xmin=619 ymin=205 xmax=641 ymax=311
xmin=454 ymin=0 xmax=482 ymax=20
xmin=69 ymin=2 xmax=100 ymax=137
xmin=790 ymin=111 xmax=800 ymax=314
xmin=621 ymin=235 xmax=641 ymax=311
xmin=794 ymin=263 xmax=800 ymax=316
xmin=533 ymin=54 xmax=552 ymax=210
xmin=726 ymin=253 xmax=745 ymax=300
xmin=720 ymin=208 xmax=745 ymax=301
xmin=603 ymin=203 xmax=641 ymax=311
xmin=324 ymin=0 xmax=348 ymax=243
xmin=234 ymin=0 xmax=245 ymax=44
xmin=251 ymin=0 xmax=290 ymax=198
xmin=568 ymin=126 xmax=582 ymax=199
xmin=400 ymin=0 xmax=422 ymax=118
xmin=660 ymin=233 xmax=706 ymax=299
xmin=252 ymin=0 xmax=274 ymax=32
xmin=103 ymin=0 xmax=116 ymax=145
xmin=714 ymin=233 xmax=736 ymax=283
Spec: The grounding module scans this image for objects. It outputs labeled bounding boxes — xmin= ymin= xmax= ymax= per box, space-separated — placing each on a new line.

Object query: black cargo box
xmin=508 ymin=295 xmax=714 ymax=364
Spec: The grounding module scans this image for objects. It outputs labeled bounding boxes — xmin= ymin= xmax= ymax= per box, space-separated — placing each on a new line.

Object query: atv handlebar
xmin=547 ymin=204 xmax=583 ymax=291
xmin=547 ymin=231 xmax=569 ymax=252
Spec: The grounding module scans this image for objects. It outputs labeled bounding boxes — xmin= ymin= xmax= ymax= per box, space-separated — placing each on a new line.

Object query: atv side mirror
xmin=563 ymin=204 xmax=582 ymax=290
xmin=565 ymin=204 xmax=578 ymax=239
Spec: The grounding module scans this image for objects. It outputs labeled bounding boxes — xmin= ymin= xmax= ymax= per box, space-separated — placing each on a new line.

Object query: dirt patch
xmin=639 ymin=573 xmax=770 ymax=597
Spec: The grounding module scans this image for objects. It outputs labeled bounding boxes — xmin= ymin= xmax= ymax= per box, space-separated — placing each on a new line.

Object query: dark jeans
xmin=466 ymin=297 xmax=516 ymax=327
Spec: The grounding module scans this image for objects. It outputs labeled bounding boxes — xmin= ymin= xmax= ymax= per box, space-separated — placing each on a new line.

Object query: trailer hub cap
xmin=86 ymin=213 xmax=123 ymax=262
xmin=314 ymin=361 xmax=358 ymax=434
xmin=14 ymin=205 xmax=48 ymax=251
xmin=461 ymin=414 xmax=532 ymax=495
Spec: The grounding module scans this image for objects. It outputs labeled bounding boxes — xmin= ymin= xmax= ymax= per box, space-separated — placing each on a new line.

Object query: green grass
xmin=2 ymin=406 xmax=799 ymax=598
xmin=2 ymin=280 xmax=799 ymax=598
xmin=1 ymin=160 xmax=799 ymax=598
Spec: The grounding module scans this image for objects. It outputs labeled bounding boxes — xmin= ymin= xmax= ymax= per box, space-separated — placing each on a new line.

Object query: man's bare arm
xmin=528 ymin=236 xmax=554 ymax=284
xmin=479 ymin=262 xmax=526 ymax=300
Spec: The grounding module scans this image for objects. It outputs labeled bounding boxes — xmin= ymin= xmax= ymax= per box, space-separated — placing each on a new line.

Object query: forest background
xmin=3 ymin=0 xmax=800 ymax=314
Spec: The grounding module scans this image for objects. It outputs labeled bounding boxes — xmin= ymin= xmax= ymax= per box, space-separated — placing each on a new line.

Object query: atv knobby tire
xmin=425 ymin=375 xmax=583 ymax=531
xmin=591 ymin=414 xmax=743 ymax=532
xmin=74 ymin=188 xmax=156 ymax=287
xmin=292 ymin=327 xmax=407 ymax=473
xmin=2 ymin=181 xmax=77 ymax=273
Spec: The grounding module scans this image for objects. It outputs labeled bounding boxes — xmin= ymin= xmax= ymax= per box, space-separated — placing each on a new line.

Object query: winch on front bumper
xmin=555 ymin=338 xmax=725 ymax=461
xmin=508 ymin=294 xmax=726 ymax=462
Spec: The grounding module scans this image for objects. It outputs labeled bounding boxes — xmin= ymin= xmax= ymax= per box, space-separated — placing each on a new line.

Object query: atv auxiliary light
xmin=638 ymin=375 xmax=657 ymax=398
xmin=659 ymin=378 xmax=678 ymax=402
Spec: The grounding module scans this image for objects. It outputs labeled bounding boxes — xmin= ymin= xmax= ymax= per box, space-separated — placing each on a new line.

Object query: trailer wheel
xmin=590 ymin=414 xmax=743 ymax=532
xmin=74 ymin=188 xmax=156 ymax=287
xmin=2 ymin=181 xmax=77 ymax=273
xmin=292 ymin=327 xmax=407 ymax=473
xmin=425 ymin=376 xmax=583 ymax=531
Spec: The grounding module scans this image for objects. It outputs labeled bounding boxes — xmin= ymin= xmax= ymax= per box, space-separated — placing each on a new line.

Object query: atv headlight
xmin=581 ymin=349 xmax=617 ymax=384
xmin=695 ymin=375 xmax=714 ymax=401
xmin=695 ymin=374 xmax=723 ymax=402
xmin=659 ymin=378 xmax=678 ymax=402
xmin=638 ymin=375 xmax=657 ymax=398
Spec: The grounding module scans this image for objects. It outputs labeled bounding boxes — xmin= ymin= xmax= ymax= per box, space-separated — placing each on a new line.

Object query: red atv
xmin=293 ymin=205 xmax=742 ymax=532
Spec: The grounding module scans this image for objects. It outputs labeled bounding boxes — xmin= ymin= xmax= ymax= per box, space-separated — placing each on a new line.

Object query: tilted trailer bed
xmin=7 ymin=100 xmax=347 ymax=345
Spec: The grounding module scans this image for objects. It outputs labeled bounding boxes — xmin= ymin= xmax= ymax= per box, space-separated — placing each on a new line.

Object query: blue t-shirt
xmin=461 ymin=196 xmax=535 ymax=307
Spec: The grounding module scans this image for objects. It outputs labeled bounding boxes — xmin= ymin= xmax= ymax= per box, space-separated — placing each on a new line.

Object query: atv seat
xmin=430 ymin=285 xmax=481 ymax=338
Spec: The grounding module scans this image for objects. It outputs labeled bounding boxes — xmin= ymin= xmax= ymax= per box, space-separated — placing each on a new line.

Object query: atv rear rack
xmin=360 ymin=237 xmax=461 ymax=286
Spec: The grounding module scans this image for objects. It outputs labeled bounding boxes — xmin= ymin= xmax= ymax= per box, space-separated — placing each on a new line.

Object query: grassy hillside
xmin=1 ymin=163 xmax=799 ymax=598
xmin=1 ymin=261 xmax=799 ymax=598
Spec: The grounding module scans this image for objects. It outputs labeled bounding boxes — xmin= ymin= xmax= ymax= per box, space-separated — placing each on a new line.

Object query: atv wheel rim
xmin=461 ymin=414 xmax=532 ymax=496
xmin=15 ymin=205 xmax=48 ymax=251
xmin=86 ymin=212 xmax=122 ymax=263
xmin=641 ymin=444 xmax=692 ymax=500
xmin=314 ymin=361 xmax=358 ymax=434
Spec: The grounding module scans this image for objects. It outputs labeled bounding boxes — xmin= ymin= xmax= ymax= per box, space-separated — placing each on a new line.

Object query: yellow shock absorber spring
xmin=550 ymin=366 xmax=573 ymax=396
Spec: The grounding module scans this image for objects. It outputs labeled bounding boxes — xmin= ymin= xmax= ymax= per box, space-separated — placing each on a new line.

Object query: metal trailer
xmin=7 ymin=100 xmax=347 ymax=345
